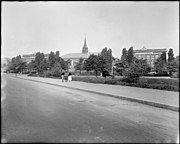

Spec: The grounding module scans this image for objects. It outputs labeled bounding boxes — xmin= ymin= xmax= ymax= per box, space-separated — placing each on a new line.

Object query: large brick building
xmin=133 ymin=46 xmax=167 ymax=67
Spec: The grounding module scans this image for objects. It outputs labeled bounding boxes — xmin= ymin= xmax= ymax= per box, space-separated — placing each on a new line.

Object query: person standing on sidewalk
xmin=64 ymin=72 xmax=68 ymax=82
xmin=68 ymin=72 xmax=72 ymax=82
xmin=61 ymin=72 xmax=65 ymax=82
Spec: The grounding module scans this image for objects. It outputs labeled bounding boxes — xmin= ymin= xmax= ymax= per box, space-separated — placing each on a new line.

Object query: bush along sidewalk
xmin=72 ymin=76 xmax=179 ymax=92
xmin=27 ymin=74 xmax=179 ymax=92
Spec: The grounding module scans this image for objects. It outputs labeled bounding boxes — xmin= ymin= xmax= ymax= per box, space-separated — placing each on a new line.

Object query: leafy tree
xmin=35 ymin=52 xmax=45 ymax=72
xmin=27 ymin=60 xmax=36 ymax=72
xmin=7 ymin=55 xmax=27 ymax=73
xmin=127 ymin=46 xmax=134 ymax=63
xmin=121 ymin=48 xmax=128 ymax=61
xmin=154 ymin=57 xmax=167 ymax=74
xmin=122 ymin=59 xmax=141 ymax=83
xmin=83 ymin=54 xmax=97 ymax=72
xmin=59 ymin=57 xmax=69 ymax=70
xmin=83 ymin=54 xmax=107 ymax=77
xmin=137 ymin=58 xmax=151 ymax=76
xmin=122 ymin=58 xmax=150 ymax=83
xmin=51 ymin=61 xmax=62 ymax=77
xmin=55 ymin=51 xmax=60 ymax=58
xmin=39 ymin=59 xmax=49 ymax=72
xmin=97 ymin=54 xmax=106 ymax=74
xmin=74 ymin=57 xmax=84 ymax=74
xmin=48 ymin=51 xmax=56 ymax=69
xmin=168 ymin=48 xmax=174 ymax=62
xmin=17 ymin=61 xmax=27 ymax=73
xmin=166 ymin=61 xmax=177 ymax=75
xmin=101 ymin=47 xmax=113 ymax=73
xmin=160 ymin=51 xmax=167 ymax=63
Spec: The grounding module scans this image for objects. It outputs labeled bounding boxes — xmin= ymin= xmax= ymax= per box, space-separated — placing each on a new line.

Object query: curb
xmin=15 ymin=76 xmax=179 ymax=112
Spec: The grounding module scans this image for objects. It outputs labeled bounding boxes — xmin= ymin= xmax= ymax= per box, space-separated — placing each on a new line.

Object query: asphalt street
xmin=1 ymin=74 xmax=179 ymax=143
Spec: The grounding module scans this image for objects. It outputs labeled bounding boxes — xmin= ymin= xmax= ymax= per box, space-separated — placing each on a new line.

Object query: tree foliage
xmin=122 ymin=58 xmax=151 ymax=83
xmin=121 ymin=48 xmax=128 ymax=62
xmin=83 ymin=54 xmax=106 ymax=77
xmin=154 ymin=57 xmax=167 ymax=74
xmin=160 ymin=51 xmax=167 ymax=63
xmin=74 ymin=57 xmax=84 ymax=73
xmin=127 ymin=46 xmax=134 ymax=63
xmin=100 ymin=47 xmax=113 ymax=72
xmin=168 ymin=48 xmax=174 ymax=62
xmin=7 ymin=55 xmax=27 ymax=73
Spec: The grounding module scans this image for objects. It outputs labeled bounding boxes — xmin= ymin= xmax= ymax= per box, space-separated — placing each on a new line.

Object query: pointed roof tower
xmin=82 ymin=35 xmax=88 ymax=54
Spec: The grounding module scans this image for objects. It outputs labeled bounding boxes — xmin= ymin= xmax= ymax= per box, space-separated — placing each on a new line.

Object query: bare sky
xmin=1 ymin=1 xmax=179 ymax=59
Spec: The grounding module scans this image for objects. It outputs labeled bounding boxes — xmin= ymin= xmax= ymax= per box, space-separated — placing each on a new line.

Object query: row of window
xmin=135 ymin=54 xmax=160 ymax=59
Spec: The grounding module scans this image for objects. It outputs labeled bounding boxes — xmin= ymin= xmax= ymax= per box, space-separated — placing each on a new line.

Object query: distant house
xmin=133 ymin=46 xmax=167 ymax=67
xmin=61 ymin=36 xmax=99 ymax=71
xmin=22 ymin=53 xmax=49 ymax=64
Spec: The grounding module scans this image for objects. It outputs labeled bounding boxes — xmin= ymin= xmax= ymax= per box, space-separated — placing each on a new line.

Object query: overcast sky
xmin=2 ymin=1 xmax=179 ymax=59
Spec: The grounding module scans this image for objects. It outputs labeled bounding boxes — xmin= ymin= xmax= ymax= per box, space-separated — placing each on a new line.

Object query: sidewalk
xmin=13 ymin=74 xmax=179 ymax=112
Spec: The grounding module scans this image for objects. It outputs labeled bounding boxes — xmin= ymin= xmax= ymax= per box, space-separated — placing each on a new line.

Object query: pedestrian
xmin=64 ymin=72 xmax=68 ymax=82
xmin=61 ymin=72 xmax=65 ymax=82
xmin=68 ymin=72 xmax=72 ymax=82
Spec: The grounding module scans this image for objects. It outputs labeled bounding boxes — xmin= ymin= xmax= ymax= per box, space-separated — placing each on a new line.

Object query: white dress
xmin=68 ymin=75 xmax=72 ymax=81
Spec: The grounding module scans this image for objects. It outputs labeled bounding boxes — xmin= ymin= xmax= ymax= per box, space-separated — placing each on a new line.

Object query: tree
xmin=122 ymin=59 xmax=141 ymax=83
xmin=35 ymin=52 xmax=45 ymax=73
xmin=39 ymin=59 xmax=49 ymax=72
xmin=83 ymin=54 xmax=97 ymax=72
xmin=160 ymin=51 xmax=167 ymax=63
xmin=137 ymin=58 xmax=151 ymax=76
xmin=74 ymin=57 xmax=84 ymax=74
xmin=168 ymin=48 xmax=174 ymax=62
xmin=17 ymin=61 xmax=27 ymax=73
xmin=121 ymin=48 xmax=128 ymax=61
xmin=51 ymin=61 xmax=62 ymax=77
xmin=27 ymin=60 xmax=36 ymax=72
xmin=154 ymin=57 xmax=167 ymax=74
xmin=166 ymin=60 xmax=178 ymax=75
xmin=7 ymin=55 xmax=28 ymax=73
xmin=55 ymin=51 xmax=60 ymax=58
xmin=122 ymin=57 xmax=151 ymax=83
xmin=48 ymin=51 xmax=56 ymax=69
xmin=127 ymin=46 xmax=134 ymax=63
xmin=97 ymin=54 xmax=106 ymax=74
xmin=101 ymin=47 xmax=113 ymax=73
xmin=59 ymin=57 xmax=69 ymax=70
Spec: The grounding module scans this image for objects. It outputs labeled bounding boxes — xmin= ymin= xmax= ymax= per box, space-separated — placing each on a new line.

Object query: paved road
xmin=1 ymin=75 xmax=179 ymax=143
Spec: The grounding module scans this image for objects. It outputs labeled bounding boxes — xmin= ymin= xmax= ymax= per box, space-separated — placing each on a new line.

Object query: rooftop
xmin=22 ymin=53 xmax=49 ymax=57
xmin=133 ymin=47 xmax=167 ymax=53
xmin=61 ymin=52 xmax=99 ymax=59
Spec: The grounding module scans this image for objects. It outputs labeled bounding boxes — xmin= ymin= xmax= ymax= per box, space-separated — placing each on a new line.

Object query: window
xmin=155 ymin=55 xmax=159 ymax=59
xmin=151 ymin=55 xmax=154 ymax=60
xmin=142 ymin=54 xmax=145 ymax=59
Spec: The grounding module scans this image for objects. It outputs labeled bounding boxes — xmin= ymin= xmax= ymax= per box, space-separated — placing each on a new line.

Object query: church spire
xmin=82 ymin=35 xmax=88 ymax=54
xmin=84 ymin=35 xmax=87 ymax=47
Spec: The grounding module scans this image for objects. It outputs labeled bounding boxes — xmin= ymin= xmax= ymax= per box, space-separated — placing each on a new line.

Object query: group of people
xmin=61 ymin=72 xmax=72 ymax=82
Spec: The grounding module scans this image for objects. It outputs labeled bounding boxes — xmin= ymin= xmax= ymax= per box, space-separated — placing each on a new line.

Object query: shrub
xmin=104 ymin=79 xmax=118 ymax=85
xmin=170 ymin=72 xmax=179 ymax=78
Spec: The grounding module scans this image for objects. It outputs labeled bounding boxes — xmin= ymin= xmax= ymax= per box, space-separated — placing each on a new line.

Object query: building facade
xmin=133 ymin=46 xmax=167 ymax=67
xmin=22 ymin=53 xmax=49 ymax=64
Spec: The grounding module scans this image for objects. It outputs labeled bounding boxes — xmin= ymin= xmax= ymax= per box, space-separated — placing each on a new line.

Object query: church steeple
xmin=82 ymin=35 xmax=88 ymax=54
